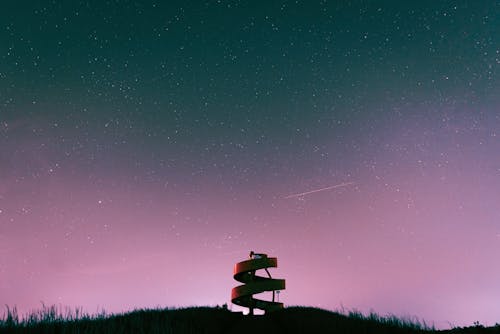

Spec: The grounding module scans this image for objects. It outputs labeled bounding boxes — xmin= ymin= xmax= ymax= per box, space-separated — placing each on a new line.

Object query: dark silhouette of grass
xmin=1 ymin=305 xmax=498 ymax=334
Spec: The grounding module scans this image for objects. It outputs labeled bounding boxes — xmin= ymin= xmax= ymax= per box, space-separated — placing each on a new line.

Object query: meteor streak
xmin=284 ymin=182 xmax=354 ymax=199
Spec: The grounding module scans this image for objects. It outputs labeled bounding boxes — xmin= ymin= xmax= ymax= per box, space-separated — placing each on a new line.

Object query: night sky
xmin=1 ymin=0 xmax=499 ymax=329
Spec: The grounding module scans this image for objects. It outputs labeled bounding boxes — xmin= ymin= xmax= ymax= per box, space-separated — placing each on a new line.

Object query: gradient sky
xmin=1 ymin=0 xmax=499 ymax=329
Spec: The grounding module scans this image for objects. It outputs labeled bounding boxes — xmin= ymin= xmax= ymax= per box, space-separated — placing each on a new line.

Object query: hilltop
xmin=1 ymin=306 xmax=499 ymax=334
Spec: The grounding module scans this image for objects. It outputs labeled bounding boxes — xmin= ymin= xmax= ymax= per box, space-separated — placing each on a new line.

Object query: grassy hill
xmin=1 ymin=305 xmax=498 ymax=334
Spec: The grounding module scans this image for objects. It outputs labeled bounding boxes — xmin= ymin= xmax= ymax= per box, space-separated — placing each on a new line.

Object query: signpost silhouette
xmin=231 ymin=252 xmax=286 ymax=315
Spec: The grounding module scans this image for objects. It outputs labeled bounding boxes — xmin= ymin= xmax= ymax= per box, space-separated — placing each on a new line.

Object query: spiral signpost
xmin=231 ymin=252 xmax=286 ymax=315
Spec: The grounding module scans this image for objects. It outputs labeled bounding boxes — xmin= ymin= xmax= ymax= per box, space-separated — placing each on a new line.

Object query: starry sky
xmin=1 ymin=0 xmax=499 ymax=329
